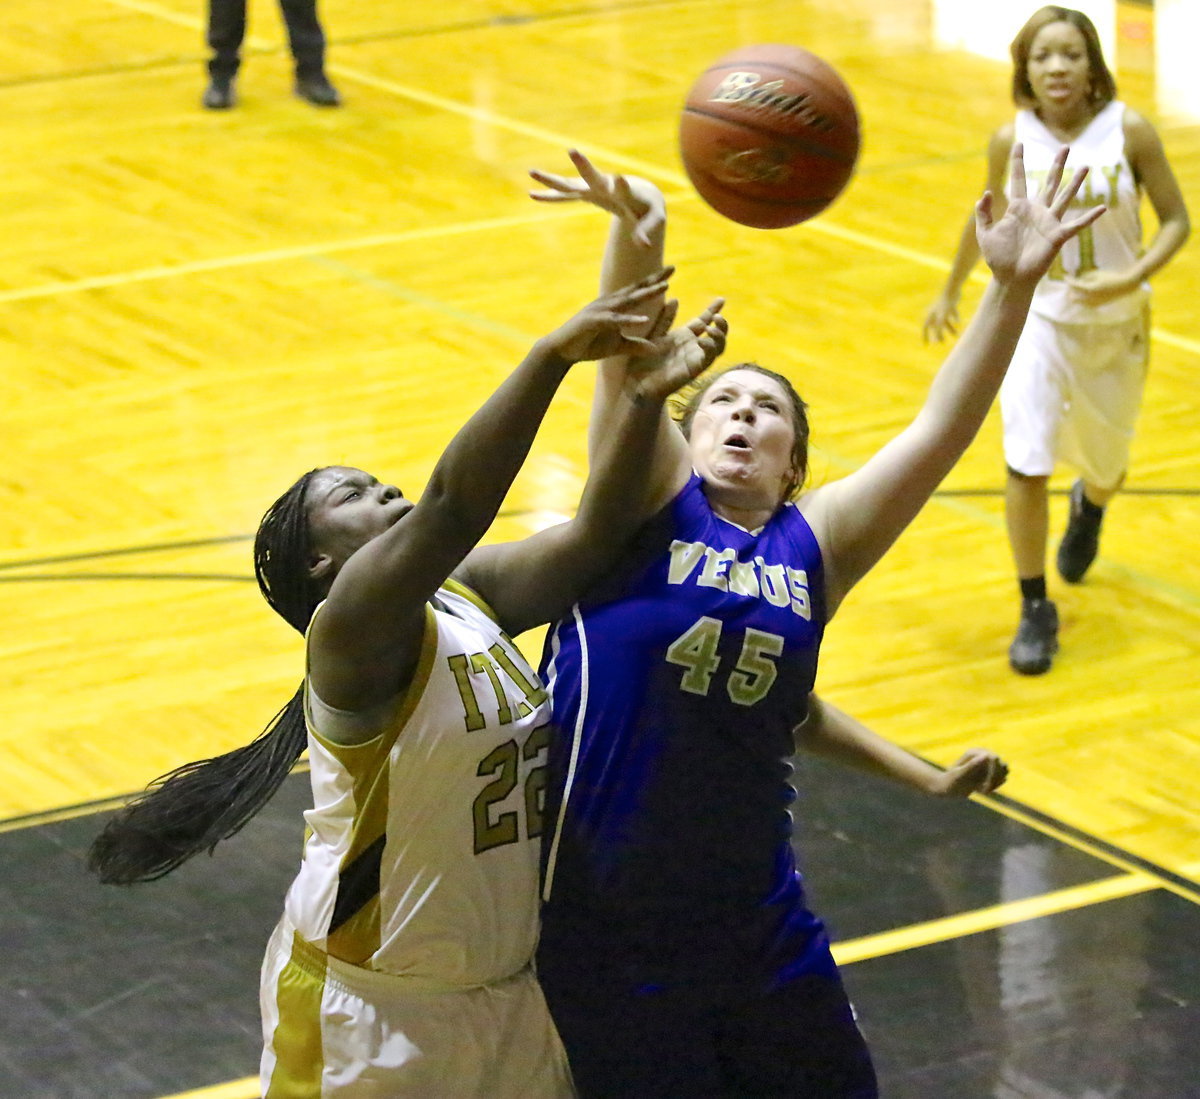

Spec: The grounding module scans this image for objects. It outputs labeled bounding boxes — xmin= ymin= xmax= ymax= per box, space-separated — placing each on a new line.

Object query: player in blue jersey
xmin=527 ymin=147 xmax=1101 ymax=1096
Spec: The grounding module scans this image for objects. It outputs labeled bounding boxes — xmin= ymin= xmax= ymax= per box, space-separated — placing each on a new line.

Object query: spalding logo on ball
xmin=679 ymin=44 xmax=861 ymax=229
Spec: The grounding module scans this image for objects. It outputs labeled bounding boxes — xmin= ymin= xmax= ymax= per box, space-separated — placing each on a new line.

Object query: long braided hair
xmin=88 ymin=470 xmax=326 ymax=884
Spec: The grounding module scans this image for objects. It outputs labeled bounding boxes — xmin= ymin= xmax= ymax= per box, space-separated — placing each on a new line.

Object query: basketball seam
xmin=680 ymin=106 xmax=858 ymax=164
xmin=695 ymin=62 xmax=857 ymax=111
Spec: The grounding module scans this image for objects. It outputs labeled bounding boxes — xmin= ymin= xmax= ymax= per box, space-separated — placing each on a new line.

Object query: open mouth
xmin=724 ymin=433 xmax=750 ymax=449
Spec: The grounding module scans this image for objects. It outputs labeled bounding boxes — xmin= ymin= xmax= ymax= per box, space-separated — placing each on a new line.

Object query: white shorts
xmin=259 ymin=918 xmax=574 ymax=1098
xmin=999 ymin=309 xmax=1149 ymax=489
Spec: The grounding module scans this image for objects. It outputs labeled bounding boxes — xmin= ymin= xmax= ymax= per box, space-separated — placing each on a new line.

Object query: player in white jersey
xmin=923 ymin=5 xmax=1189 ymax=675
xmin=89 ymin=273 xmax=728 ymax=1097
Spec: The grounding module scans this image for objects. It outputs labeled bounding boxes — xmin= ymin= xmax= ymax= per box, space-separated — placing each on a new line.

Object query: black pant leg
xmin=206 ymin=0 xmax=247 ymax=81
xmin=278 ymin=0 xmax=327 ymax=79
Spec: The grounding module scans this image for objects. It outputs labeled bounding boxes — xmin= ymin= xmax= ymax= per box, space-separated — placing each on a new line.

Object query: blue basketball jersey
xmin=539 ymin=474 xmax=834 ymax=985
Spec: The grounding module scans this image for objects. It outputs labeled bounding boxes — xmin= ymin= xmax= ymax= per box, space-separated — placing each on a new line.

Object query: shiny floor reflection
xmin=4 ymin=760 xmax=1197 ymax=1097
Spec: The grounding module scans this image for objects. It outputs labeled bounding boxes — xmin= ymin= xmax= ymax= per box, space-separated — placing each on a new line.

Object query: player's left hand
xmin=932 ymin=749 xmax=1009 ymax=797
xmin=529 ymin=149 xmax=666 ymax=248
xmin=977 ymin=144 xmax=1106 ymax=288
xmin=626 ymin=298 xmax=728 ymax=403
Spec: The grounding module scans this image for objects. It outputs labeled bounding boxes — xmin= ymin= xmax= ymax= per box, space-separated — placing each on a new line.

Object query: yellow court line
xmin=0 ymin=798 xmax=130 ymax=834
xmin=100 ymin=0 xmax=203 ymax=32
xmin=156 ymin=1078 xmax=258 ymax=1099
xmin=832 ymin=870 xmax=1159 ymax=966
xmin=153 ymin=873 xmax=1161 ymax=1096
xmin=0 ymin=210 xmax=596 ymax=305
xmin=5 ymin=30 xmax=1195 ymax=358
xmin=978 ymin=796 xmax=1200 ymax=907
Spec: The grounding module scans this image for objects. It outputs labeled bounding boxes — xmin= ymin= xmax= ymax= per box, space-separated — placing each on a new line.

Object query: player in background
xmin=923 ymin=5 xmax=1189 ymax=675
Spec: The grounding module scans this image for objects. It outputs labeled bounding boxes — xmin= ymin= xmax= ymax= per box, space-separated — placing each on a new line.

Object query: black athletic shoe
xmin=295 ymin=75 xmax=341 ymax=106
xmin=202 ymin=78 xmax=236 ymax=109
xmin=1057 ymin=480 xmax=1102 ymax=583
xmin=1009 ymin=598 xmax=1059 ymax=675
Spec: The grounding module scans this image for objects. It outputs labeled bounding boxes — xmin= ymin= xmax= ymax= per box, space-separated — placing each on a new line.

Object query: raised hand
xmin=626 ymin=298 xmax=728 ymax=404
xmin=543 ymin=267 xmax=675 ymax=364
xmin=976 ymin=144 xmax=1105 ymax=288
xmin=530 ymin=149 xmax=665 ymax=248
xmin=922 ymin=294 xmax=960 ymax=343
xmin=933 ymin=749 xmax=1009 ymax=798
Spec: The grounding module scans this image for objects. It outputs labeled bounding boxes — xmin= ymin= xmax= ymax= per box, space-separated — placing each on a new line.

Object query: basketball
xmin=679 ymin=44 xmax=861 ymax=229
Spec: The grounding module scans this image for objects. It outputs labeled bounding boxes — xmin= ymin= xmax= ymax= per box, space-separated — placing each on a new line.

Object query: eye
xmin=343 ymin=490 xmax=360 ymax=502
xmin=759 ymin=399 xmax=781 ymax=413
xmin=710 ymin=393 xmax=732 ymax=403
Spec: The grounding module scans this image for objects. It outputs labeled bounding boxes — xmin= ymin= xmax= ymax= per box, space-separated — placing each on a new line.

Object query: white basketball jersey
xmin=1012 ymin=101 xmax=1148 ymax=324
xmin=283 ymin=580 xmax=550 ymax=987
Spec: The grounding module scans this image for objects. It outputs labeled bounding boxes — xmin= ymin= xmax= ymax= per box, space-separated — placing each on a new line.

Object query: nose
xmin=730 ymin=399 xmax=756 ymax=423
xmin=379 ymin=483 xmax=401 ymax=502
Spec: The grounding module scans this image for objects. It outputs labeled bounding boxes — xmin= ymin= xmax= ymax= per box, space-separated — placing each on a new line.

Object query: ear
xmin=308 ymin=552 xmax=335 ymax=582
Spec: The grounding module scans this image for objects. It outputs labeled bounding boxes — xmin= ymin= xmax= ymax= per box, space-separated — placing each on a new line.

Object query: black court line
xmin=0 ymin=534 xmax=252 ymax=571
xmin=1 ymin=488 xmax=1194 ymax=575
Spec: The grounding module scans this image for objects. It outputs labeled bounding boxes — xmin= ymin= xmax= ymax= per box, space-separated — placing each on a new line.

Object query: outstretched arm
xmin=311 ymin=271 xmax=676 ymax=711
xmin=802 ymin=144 xmax=1106 ymax=617
xmin=531 ymin=151 xmax=693 ymax=513
xmin=460 ymin=296 xmax=728 ymax=635
xmin=797 ymin=695 xmax=1009 ymax=798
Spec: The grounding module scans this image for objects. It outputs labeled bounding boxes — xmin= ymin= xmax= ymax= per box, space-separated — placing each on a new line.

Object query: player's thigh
xmin=261 ymin=923 xmax=570 ymax=1098
xmin=1000 ymin=313 xmax=1069 ymax=477
xmin=1060 ymin=316 xmax=1148 ymax=486
xmin=716 ymin=973 xmax=878 ymax=1098
xmin=539 ymin=965 xmax=725 ymax=1098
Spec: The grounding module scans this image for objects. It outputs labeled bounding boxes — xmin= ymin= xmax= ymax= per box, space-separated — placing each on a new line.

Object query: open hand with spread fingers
xmin=976 ymin=143 xmax=1106 ymax=287
xmin=626 ymin=297 xmax=728 ymax=404
xmin=530 ymin=148 xmax=665 ymax=248
xmin=542 ymin=267 xmax=678 ymax=364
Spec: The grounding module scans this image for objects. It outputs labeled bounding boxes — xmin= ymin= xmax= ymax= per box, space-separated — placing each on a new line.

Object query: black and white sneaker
xmin=1057 ymin=480 xmax=1103 ymax=583
xmin=1009 ymin=598 xmax=1059 ymax=675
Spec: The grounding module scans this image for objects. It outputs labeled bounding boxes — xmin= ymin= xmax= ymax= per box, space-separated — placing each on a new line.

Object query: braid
xmin=88 ymin=688 xmax=308 ymax=883
xmin=255 ymin=469 xmax=324 ymax=634
xmin=88 ymin=470 xmax=326 ymax=885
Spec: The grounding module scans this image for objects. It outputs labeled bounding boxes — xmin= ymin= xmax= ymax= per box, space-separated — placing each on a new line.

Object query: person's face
xmin=687 ymin=369 xmax=798 ymax=511
xmin=305 ymin=466 xmax=412 ymax=580
xmin=1027 ymin=21 xmax=1091 ymax=111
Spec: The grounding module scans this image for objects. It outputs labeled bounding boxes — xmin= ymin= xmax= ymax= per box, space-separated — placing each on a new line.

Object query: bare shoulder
xmin=1121 ymin=106 xmax=1164 ymax=158
xmin=991 ymin=121 xmax=1016 ymax=148
xmin=794 ymin=482 xmax=836 ymax=557
xmin=984 ymin=125 xmax=1015 ymax=189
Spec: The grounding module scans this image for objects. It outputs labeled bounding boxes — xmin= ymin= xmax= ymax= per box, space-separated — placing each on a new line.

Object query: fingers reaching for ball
xmin=529 ymin=149 xmax=665 ymax=247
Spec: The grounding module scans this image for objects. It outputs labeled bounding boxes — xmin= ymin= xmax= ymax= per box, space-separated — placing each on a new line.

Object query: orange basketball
xmin=679 ymin=44 xmax=861 ymax=229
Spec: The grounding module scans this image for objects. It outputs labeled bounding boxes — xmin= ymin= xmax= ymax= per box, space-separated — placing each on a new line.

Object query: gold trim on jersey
xmin=263 ymin=931 xmax=327 ymax=1097
xmin=304 ymin=601 xmax=443 ymax=963
xmin=443 ymin=576 xmax=499 ymax=623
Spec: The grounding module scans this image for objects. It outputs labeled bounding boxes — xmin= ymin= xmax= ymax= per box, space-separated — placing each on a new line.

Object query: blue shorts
xmin=537 ymin=919 xmax=877 ymax=1098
